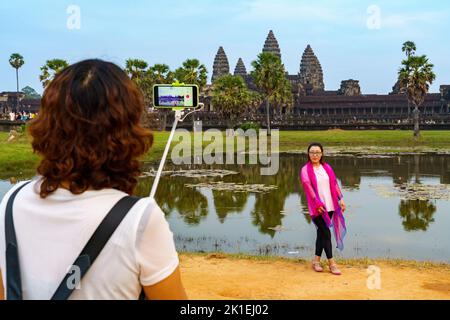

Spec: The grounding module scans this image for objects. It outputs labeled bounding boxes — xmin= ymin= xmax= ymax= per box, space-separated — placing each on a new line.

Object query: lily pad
xmin=372 ymin=183 xmax=450 ymax=201
xmin=140 ymin=169 xmax=239 ymax=179
xmin=184 ymin=181 xmax=278 ymax=193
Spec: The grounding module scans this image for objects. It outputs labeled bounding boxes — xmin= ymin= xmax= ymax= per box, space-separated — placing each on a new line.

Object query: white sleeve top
xmin=0 ymin=176 xmax=179 ymax=300
xmin=313 ymin=164 xmax=335 ymax=212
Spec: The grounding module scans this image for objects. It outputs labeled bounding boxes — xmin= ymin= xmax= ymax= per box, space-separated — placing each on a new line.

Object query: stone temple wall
xmin=209 ymin=30 xmax=448 ymax=115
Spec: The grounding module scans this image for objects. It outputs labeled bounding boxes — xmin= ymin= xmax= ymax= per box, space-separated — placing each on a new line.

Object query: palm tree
xmin=270 ymin=80 xmax=294 ymax=117
xmin=39 ymin=59 xmax=69 ymax=88
xmin=148 ymin=64 xmax=175 ymax=130
xmin=174 ymin=59 xmax=207 ymax=91
xmin=149 ymin=63 xmax=174 ymax=84
xmin=398 ymin=54 xmax=435 ymax=139
xmin=124 ymin=59 xmax=155 ymax=108
xmin=124 ymin=58 xmax=148 ymax=80
xmin=250 ymin=52 xmax=292 ymax=135
xmin=9 ymin=53 xmax=25 ymax=110
xmin=400 ymin=41 xmax=417 ymax=116
xmin=174 ymin=59 xmax=208 ymax=128
xmin=211 ymin=75 xmax=254 ymax=128
xmin=402 ymin=41 xmax=416 ymax=58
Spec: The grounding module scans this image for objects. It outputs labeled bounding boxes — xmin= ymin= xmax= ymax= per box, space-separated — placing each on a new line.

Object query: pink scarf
xmin=300 ymin=161 xmax=347 ymax=251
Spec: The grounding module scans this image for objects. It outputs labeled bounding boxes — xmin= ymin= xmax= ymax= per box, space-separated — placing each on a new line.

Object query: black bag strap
xmin=4 ymin=180 xmax=141 ymax=300
xmin=51 ymin=195 xmax=141 ymax=300
xmin=5 ymin=180 xmax=32 ymax=300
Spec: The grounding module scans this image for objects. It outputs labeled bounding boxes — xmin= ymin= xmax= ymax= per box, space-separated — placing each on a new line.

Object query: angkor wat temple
xmin=201 ymin=30 xmax=450 ymax=130
xmin=2 ymin=30 xmax=449 ymax=131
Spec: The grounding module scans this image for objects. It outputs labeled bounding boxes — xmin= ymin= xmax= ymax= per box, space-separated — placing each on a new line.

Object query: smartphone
xmin=153 ymin=84 xmax=199 ymax=108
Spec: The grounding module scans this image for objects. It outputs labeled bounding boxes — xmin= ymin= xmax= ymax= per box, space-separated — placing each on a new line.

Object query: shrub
xmin=240 ymin=121 xmax=260 ymax=133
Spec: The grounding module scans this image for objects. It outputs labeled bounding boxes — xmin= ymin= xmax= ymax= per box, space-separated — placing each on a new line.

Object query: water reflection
xmin=251 ymin=191 xmax=285 ymax=238
xmin=399 ymin=199 xmax=437 ymax=231
xmin=2 ymin=153 xmax=450 ymax=261
xmin=134 ymin=153 xmax=450 ymax=233
xmin=136 ymin=175 xmax=209 ymax=225
xmin=212 ymin=190 xmax=248 ymax=223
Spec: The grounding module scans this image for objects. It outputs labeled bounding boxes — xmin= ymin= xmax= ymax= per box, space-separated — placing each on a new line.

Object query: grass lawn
xmin=1 ymin=129 xmax=450 ymax=179
xmin=277 ymin=130 xmax=450 ymax=150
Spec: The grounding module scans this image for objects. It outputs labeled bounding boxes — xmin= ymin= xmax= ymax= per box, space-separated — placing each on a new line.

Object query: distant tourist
xmin=0 ymin=59 xmax=187 ymax=300
xmin=300 ymin=142 xmax=347 ymax=275
xmin=21 ymin=112 xmax=28 ymax=121
xmin=9 ymin=111 xmax=15 ymax=121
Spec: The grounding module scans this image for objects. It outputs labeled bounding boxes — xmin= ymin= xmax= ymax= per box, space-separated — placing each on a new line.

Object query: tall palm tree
xmin=398 ymin=54 xmax=435 ymax=139
xmin=174 ymin=59 xmax=207 ymax=91
xmin=149 ymin=63 xmax=174 ymax=84
xmin=250 ymin=52 xmax=292 ymax=135
xmin=124 ymin=58 xmax=148 ymax=80
xmin=9 ymin=53 xmax=25 ymax=110
xmin=400 ymin=41 xmax=417 ymax=116
xmin=148 ymin=64 xmax=175 ymax=130
xmin=211 ymin=74 xmax=254 ymax=128
xmin=39 ymin=59 xmax=69 ymax=88
xmin=402 ymin=41 xmax=416 ymax=58
xmin=124 ymin=59 xmax=154 ymax=107
xmin=174 ymin=59 xmax=208 ymax=128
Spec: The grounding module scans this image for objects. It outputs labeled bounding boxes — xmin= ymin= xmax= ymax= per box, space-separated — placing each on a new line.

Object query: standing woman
xmin=300 ymin=142 xmax=347 ymax=275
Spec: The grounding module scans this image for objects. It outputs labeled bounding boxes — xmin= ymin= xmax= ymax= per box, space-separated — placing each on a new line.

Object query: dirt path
xmin=179 ymin=253 xmax=450 ymax=300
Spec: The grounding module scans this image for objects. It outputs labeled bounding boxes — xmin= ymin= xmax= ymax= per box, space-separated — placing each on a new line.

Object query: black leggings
xmin=312 ymin=211 xmax=334 ymax=259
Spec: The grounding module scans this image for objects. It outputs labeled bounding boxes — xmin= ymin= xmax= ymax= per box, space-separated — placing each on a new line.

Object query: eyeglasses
xmin=309 ymin=152 xmax=323 ymax=156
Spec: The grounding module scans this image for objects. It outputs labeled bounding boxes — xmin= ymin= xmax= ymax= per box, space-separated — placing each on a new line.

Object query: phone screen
xmin=153 ymin=85 xmax=198 ymax=108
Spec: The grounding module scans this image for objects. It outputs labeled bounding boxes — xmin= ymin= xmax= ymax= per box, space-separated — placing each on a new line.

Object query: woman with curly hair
xmin=0 ymin=59 xmax=187 ymax=300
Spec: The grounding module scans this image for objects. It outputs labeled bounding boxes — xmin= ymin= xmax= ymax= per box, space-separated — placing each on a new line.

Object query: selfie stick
xmin=149 ymin=83 xmax=204 ymax=199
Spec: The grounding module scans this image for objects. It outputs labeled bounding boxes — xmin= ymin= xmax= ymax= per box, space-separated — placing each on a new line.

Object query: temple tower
xmin=298 ymin=44 xmax=324 ymax=93
xmin=262 ymin=30 xmax=281 ymax=60
xmin=212 ymin=46 xmax=230 ymax=82
xmin=233 ymin=58 xmax=247 ymax=77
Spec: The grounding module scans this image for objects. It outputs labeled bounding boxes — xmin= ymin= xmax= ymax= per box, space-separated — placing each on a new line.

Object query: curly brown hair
xmin=28 ymin=59 xmax=153 ymax=198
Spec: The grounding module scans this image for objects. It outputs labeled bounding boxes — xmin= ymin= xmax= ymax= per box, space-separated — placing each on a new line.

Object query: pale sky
xmin=1 ymin=0 xmax=449 ymax=94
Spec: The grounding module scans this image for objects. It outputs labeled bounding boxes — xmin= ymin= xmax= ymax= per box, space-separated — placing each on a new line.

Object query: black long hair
xmin=307 ymin=142 xmax=324 ymax=164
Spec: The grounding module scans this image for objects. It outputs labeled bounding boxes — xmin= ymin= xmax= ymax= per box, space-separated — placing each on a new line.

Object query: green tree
xmin=124 ymin=58 xmax=148 ymax=80
xmin=149 ymin=63 xmax=174 ymax=84
xmin=402 ymin=41 xmax=417 ymax=58
xmin=138 ymin=71 xmax=155 ymax=107
xmin=9 ymin=53 xmax=25 ymax=109
xmin=211 ymin=75 xmax=255 ymax=128
xmin=174 ymin=59 xmax=208 ymax=128
xmin=174 ymin=59 xmax=208 ymax=91
xmin=399 ymin=41 xmax=417 ymax=113
xmin=125 ymin=62 xmax=179 ymax=130
xmin=39 ymin=59 xmax=69 ymax=88
xmin=124 ymin=58 xmax=154 ymax=107
xmin=250 ymin=52 xmax=292 ymax=135
xmin=148 ymin=64 xmax=175 ymax=130
xmin=21 ymin=86 xmax=41 ymax=99
xmin=398 ymin=44 xmax=435 ymax=139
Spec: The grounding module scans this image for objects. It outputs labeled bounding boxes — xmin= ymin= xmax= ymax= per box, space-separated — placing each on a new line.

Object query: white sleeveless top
xmin=0 ymin=176 xmax=179 ymax=300
xmin=313 ymin=164 xmax=335 ymax=212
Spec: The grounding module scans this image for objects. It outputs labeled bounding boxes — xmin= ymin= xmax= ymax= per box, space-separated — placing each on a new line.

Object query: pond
xmin=1 ymin=153 xmax=450 ymax=262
